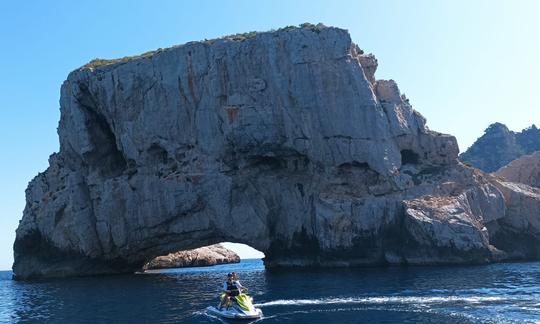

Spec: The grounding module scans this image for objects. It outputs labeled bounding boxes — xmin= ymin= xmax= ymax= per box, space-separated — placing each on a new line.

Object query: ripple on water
xmin=0 ymin=260 xmax=539 ymax=323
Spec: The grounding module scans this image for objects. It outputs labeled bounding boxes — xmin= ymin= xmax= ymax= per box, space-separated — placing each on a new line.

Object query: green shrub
xmin=82 ymin=23 xmax=325 ymax=69
xmin=82 ymin=48 xmax=165 ymax=69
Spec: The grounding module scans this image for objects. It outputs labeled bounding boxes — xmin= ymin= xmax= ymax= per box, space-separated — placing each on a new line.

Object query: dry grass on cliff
xmin=81 ymin=23 xmax=325 ymax=70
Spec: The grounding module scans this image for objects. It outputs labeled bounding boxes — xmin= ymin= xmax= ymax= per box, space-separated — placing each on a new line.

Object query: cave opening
xmin=400 ymin=149 xmax=420 ymax=165
xmin=147 ymin=143 xmax=170 ymax=165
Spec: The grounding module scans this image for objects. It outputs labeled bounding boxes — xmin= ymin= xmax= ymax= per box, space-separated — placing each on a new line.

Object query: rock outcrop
xmin=13 ymin=24 xmax=540 ymax=280
xmin=495 ymin=152 xmax=540 ymax=188
xmin=144 ymin=244 xmax=239 ymax=270
xmin=460 ymin=123 xmax=540 ymax=172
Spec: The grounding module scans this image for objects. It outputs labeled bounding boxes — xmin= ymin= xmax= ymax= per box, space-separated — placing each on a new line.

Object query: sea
xmin=1 ymin=259 xmax=539 ymax=323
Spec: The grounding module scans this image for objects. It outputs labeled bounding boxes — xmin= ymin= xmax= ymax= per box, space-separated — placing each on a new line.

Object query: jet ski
xmin=207 ymin=293 xmax=263 ymax=320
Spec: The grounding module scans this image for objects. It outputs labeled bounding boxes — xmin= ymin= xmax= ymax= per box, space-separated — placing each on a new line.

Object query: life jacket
xmin=226 ymin=281 xmax=239 ymax=293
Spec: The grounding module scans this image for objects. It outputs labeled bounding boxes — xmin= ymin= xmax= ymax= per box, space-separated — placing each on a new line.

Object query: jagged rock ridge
xmin=13 ymin=24 xmax=540 ymax=280
xmin=460 ymin=123 xmax=540 ymax=172
xmin=144 ymin=244 xmax=240 ymax=270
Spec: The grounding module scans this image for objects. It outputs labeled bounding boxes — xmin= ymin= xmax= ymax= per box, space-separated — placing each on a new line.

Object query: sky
xmin=0 ymin=0 xmax=539 ymax=270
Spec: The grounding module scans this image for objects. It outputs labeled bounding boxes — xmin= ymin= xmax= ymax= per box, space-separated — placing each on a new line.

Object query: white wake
xmin=255 ymin=295 xmax=505 ymax=307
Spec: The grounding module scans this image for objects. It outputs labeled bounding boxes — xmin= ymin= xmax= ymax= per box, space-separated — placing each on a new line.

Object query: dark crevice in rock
xmin=75 ymin=84 xmax=127 ymax=178
xmin=248 ymin=156 xmax=284 ymax=170
xmin=54 ymin=205 xmax=66 ymax=226
xmin=401 ymin=149 xmax=419 ymax=165
xmin=146 ymin=143 xmax=170 ymax=165
xmin=296 ymin=183 xmax=305 ymax=197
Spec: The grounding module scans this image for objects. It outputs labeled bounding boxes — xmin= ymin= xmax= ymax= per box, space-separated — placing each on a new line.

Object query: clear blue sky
xmin=1 ymin=0 xmax=538 ymax=270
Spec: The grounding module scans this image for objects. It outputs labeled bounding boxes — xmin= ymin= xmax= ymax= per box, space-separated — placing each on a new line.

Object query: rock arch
xmin=14 ymin=25 xmax=540 ymax=280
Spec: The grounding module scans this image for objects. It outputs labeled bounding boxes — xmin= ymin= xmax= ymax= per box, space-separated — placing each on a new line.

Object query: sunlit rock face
xmin=13 ymin=24 xmax=540 ymax=280
xmin=143 ymin=244 xmax=240 ymax=270
xmin=495 ymin=152 xmax=540 ymax=189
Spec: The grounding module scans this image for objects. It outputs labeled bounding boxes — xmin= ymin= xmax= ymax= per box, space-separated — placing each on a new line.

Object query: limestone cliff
xmin=460 ymin=123 xmax=540 ymax=172
xmin=13 ymin=24 xmax=540 ymax=280
xmin=144 ymin=244 xmax=239 ymax=270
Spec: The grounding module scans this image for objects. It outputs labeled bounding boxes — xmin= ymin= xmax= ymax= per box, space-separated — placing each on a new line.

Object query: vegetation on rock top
xmin=81 ymin=23 xmax=327 ymax=70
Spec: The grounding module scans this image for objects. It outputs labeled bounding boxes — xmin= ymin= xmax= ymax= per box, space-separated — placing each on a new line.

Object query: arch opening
xmin=143 ymin=242 xmax=264 ymax=271
xmin=220 ymin=242 xmax=265 ymax=259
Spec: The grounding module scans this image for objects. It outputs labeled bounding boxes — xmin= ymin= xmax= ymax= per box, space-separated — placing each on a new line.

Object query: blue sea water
xmin=1 ymin=259 xmax=539 ymax=323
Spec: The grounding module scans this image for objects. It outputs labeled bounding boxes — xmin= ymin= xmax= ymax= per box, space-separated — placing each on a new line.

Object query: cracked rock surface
xmin=13 ymin=25 xmax=540 ymax=280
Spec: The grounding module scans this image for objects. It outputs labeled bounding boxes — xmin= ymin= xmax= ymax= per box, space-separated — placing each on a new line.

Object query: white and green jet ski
xmin=207 ymin=293 xmax=263 ymax=320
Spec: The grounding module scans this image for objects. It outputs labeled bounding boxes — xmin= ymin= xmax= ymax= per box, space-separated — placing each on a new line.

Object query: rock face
xmin=495 ymin=152 xmax=540 ymax=188
xmin=460 ymin=123 xmax=540 ymax=172
xmin=13 ymin=24 xmax=540 ymax=280
xmin=144 ymin=244 xmax=239 ymax=270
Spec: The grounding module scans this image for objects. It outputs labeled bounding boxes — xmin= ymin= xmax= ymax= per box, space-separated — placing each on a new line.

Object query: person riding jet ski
xmin=208 ymin=272 xmax=262 ymax=319
xmin=232 ymin=272 xmax=247 ymax=292
xmin=219 ymin=272 xmax=247 ymax=310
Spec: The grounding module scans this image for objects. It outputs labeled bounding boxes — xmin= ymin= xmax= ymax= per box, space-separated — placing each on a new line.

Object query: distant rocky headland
xmin=13 ymin=23 xmax=540 ymax=280
xmin=460 ymin=123 xmax=540 ymax=172
xmin=144 ymin=244 xmax=239 ymax=270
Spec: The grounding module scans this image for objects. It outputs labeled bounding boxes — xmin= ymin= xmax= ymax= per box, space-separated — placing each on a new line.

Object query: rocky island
xmin=13 ymin=24 xmax=540 ymax=280
xmin=144 ymin=244 xmax=239 ymax=270
xmin=460 ymin=123 xmax=540 ymax=172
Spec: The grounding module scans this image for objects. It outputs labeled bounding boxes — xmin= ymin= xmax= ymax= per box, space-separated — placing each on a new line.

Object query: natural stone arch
xmin=13 ymin=25 xmax=540 ymax=280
